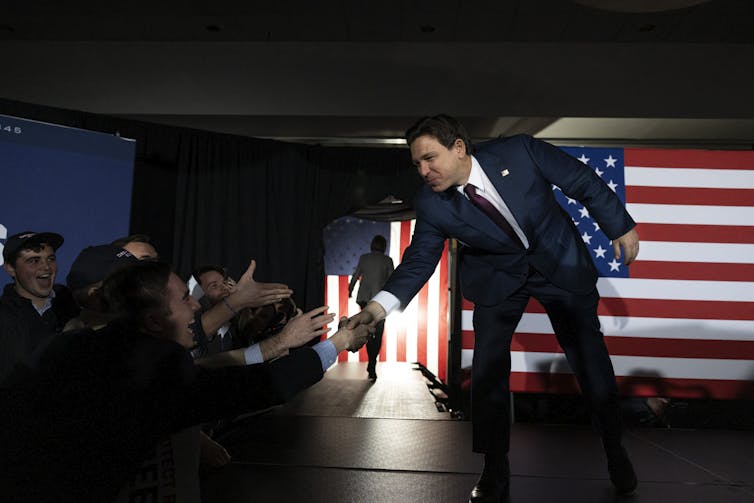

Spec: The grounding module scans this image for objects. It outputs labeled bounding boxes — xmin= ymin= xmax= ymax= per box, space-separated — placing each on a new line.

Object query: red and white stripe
xmin=462 ymin=148 xmax=754 ymax=399
xmin=325 ymin=220 xmax=450 ymax=381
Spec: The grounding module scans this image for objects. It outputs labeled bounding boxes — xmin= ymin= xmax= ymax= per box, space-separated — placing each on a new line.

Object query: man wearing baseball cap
xmin=65 ymin=244 xmax=141 ymax=330
xmin=0 ymin=231 xmax=79 ymax=382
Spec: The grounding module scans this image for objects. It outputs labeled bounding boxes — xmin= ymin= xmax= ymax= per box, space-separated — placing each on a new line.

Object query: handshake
xmin=331 ymin=301 xmax=387 ymax=353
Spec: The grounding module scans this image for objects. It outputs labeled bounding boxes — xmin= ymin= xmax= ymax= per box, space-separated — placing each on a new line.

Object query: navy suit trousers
xmin=471 ymin=269 xmax=622 ymax=454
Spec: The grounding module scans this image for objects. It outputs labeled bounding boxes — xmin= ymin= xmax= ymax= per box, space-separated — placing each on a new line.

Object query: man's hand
xmin=276 ymin=306 xmax=335 ymax=351
xmin=345 ymin=301 xmax=385 ymax=330
xmin=231 ymin=259 xmax=293 ymax=309
xmin=329 ymin=324 xmax=372 ymax=353
xmin=612 ymin=228 xmax=640 ymax=265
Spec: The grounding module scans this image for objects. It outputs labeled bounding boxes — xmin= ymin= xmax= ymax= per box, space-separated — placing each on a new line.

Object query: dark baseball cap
xmin=66 ymin=245 xmax=140 ymax=290
xmin=2 ymin=231 xmax=64 ymax=264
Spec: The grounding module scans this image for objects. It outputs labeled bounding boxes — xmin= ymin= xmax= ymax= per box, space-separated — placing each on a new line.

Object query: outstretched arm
xmin=200 ymin=259 xmax=292 ymax=336
xmin=195 ymin=306 xmax=335 ymax=368
xmin=258 ymin=306 xmax=335 ymax=360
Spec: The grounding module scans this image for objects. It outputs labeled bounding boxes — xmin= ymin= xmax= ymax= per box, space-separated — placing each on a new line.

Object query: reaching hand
xmin=330 ymin=324 xmax=372 ymax=353
xmin=232 ymin=259 xmax=293 ymax=308
xmin=612 ymin=228 xmax=640 ymax=265
xmin=277 ymin=306 xmax=336 ymax=351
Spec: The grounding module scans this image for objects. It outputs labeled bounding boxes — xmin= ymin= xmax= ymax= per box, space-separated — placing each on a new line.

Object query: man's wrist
xmin=259 ymin=334 xmax=284 ymax=361
xmin=223 ymin=292 xmax=246 ymax=312
xmin=328 ymin=331 xmax=348 ymax=353
xmin=365 ymin=301 xmax=386 ymax=322
xmin=222 ymin=296 xmax=239 ymax=316
xmin=371 ymin=291 xmax=399 ymax=316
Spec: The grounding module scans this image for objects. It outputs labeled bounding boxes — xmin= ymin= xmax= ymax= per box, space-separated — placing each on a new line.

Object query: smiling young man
xmin=0 ymin=231 xmax=79 ymax=381
xmin=0 ymin=260 xmax=369 ymax=502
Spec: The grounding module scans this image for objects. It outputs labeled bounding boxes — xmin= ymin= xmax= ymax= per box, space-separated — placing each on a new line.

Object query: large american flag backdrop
xmin=323 ymin=217 xmax=449 ymax=381
xmin=325 ymin=147 xmax=754 ymax=399
xmin=462 ymin=147 xmax=754 ymax=400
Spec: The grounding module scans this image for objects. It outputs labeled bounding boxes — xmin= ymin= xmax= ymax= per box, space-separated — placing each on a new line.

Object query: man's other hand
xmin=612 ymin=228 xmax=640 ymax=265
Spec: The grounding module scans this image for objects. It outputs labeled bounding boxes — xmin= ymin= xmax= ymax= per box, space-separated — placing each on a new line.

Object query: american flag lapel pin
xmin=501 ymin=169 xmax=510 ymax=177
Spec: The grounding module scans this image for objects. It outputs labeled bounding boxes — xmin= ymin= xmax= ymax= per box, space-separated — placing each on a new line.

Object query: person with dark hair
xmin=110 ymin=233 xmax=159 ymax=260
xmin=348 ymin=114 xmax=640 ymax=500
xmin=0 ymin=231 xmax=79 ymax=381
xmin=191 ymin=263 xmax=239 ymax=355
xmin=0 ymin=260 xmax=370 ymax=502
xmin=193 ymin=264 xmax=231 ymax=305
xmin=348 ymin=235 xmax=394 ymax=380
xmin=114 ymin=237 xmax=295 ymax=479
xmin=111 ymin=238 xmax=296 ymax=359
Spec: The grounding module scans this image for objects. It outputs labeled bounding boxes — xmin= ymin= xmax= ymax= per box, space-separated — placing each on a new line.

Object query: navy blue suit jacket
xmin=383 ymin=135 xmax=635 ymax=308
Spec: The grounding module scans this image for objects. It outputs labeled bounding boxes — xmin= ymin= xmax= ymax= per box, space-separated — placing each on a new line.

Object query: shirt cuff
xmin=312 ymin=340 xmax=338 ymax=371
xmin=243 ymin=343 xmax=263 ymax=365
xmin=372 ymin=290 xmax=400 ymax=316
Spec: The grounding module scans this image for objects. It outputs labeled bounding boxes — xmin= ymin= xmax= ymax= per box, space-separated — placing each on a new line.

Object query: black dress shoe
xmin=469 ymin=456 xmax=510 ymax=502
xmin=606 ymin=445 xmax=637 ymax=495
xmin=367 ymin=370 xmax=377 ymax=380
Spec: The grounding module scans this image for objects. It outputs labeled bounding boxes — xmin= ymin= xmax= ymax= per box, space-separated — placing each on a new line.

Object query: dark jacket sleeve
xmin=164 ymin=346 xmax=324 ymax=430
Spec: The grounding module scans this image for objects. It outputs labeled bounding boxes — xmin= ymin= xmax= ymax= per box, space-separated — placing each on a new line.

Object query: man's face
xmin=410 ymin=135 xmax=470 ymax=192
xmin=162 ymin=273 xmax=201 ymax=348
xmin=198 ymin=270 xmax=230 ymax=307
xmin=123 ymin=241 xmax=158 ymax=261
xmin=3 ymin=244 xmax=57 ymax=303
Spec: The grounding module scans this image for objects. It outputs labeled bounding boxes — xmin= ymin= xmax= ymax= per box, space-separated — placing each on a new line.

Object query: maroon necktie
xmin=463 ymin=183 xmax=524 ymax=249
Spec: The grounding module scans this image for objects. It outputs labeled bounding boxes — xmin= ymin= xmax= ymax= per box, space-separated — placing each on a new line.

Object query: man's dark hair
xmin=370 ymin=235 xmax=387 ymax=253
xmin=102 ymin=261 xmax=171 ymax=325
xmin=8 ymin=243 xmax=48 ymax=267
xmin=192 ymin=264 xmax=227 ymax=286
xmin=405 ymin=114 xmax=472 ymax=155
xmin=110 ymin=234 xmax=153 ymax=249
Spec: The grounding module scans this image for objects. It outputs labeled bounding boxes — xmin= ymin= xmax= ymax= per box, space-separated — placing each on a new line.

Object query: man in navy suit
xmin=348 ymin=115 xmax=640 ymax=501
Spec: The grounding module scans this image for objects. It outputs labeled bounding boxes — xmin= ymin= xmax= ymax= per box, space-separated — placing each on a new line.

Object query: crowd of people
xmin=0 ymin=231 xmax=370 ymax=502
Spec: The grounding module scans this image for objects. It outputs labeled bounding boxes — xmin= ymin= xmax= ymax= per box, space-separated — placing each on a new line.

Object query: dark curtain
xmin=173 ymin=137 xmax=421 ymax=308
xmin=0 ymin=99 xmax=422 ymax=309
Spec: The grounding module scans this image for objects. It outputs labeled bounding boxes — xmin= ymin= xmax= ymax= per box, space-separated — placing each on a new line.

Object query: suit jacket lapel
xmin=474 ymin=149 xmax=530 ymax=239
xmin=447 ymin=189 xmax=505 ymax=240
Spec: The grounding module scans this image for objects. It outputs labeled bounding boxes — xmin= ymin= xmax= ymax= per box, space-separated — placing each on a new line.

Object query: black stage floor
xmin=201 ymin=362 xmax=754 ymax=503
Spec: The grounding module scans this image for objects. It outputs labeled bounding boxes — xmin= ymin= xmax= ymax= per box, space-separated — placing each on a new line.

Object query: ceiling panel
xmin=0 ymin=0 xmax=752 ymax=145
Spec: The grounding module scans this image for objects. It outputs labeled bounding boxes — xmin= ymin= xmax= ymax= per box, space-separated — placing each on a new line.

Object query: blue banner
xmin=0 ymin=114 xmax=135 ymax=288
